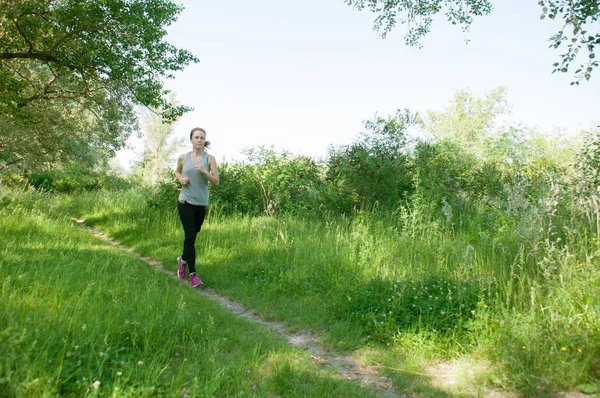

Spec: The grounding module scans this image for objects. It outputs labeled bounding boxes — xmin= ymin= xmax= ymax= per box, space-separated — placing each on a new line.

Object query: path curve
xmin=74 ymin=219 xmax=404 ymax=397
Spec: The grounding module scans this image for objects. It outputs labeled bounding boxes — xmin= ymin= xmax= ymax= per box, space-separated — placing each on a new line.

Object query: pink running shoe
xmin=190 ymin=272 xmax=203 ymax=288
xmin=177 ymin=256 xmax=187 ymax=279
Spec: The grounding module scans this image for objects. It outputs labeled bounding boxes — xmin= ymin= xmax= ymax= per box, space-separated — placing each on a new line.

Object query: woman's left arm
xmin=204 ymin=155 xmax=219 ymax=187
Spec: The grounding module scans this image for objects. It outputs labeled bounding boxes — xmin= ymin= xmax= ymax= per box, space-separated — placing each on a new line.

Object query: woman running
xmin=175 ymin=127 xmax=219 ymax=287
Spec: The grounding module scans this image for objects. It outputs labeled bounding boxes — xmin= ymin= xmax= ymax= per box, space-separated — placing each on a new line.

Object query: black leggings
xmin=177 ymin=201 xmax=207 ymax=274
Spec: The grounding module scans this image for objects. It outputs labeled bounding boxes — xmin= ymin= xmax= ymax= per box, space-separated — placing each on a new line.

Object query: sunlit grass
xmin=0 ymin=186 xmax=376 ymax=397
xmin=3 ymin=184 xmax=599 ymax=395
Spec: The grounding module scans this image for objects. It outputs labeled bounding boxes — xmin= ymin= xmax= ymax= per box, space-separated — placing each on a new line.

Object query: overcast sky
xmin=117 ymin=0 xmax=600 ymax=166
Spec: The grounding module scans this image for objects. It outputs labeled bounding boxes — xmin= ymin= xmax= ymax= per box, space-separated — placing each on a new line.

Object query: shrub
xmin=327 ymin=109 xmax=414 ymax=210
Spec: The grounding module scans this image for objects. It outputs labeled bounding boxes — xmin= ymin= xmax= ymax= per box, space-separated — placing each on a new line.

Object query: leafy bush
xmin=327 ymin=109 xmax=414 ymax=210
xmin=412 ymin=139 xmax=503 ymax=211
xmin=577 ymin=126 xmax=600 ymax=196
xmin=212 ymin=148 xmax=327 ymax=216
xmin=145 ymin=170 xmax=180 ymax=210
xmin=1 ymin=170 xmax=131 ymax=192
xmin=210 ymin=162 xmax=263 ymax=215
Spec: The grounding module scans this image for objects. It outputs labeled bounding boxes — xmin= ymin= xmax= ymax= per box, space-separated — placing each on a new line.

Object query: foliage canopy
xmin=345 ymin=0 xmax=600 ymax=83
xmin=0 ymin=0 xmax=198 ymax=169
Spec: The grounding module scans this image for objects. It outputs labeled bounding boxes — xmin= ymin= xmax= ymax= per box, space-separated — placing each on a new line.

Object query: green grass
xmin=2 ymin=185 xmax=599 ymax=396
xmin=0 ymin=186 xmax=377 ymax=397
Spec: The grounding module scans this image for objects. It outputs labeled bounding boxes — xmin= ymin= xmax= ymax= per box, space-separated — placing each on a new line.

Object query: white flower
xmin=137 ymin=360 xmax=144 ymax=366
xmin=92 ymin=380 xmax=101 ymax=389
xmin=81 ymin=324 xmax=87 ymax=331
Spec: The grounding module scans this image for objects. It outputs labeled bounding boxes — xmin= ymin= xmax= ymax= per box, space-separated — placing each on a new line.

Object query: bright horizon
xmin=117 ymin=0 xmax=599 ymax=167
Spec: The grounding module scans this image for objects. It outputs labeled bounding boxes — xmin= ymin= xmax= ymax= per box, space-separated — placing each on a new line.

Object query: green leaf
xmin=575 ymin=384 xmax=598 ymax=394
xmin=488 ymin=374 xmax=503 ymax=385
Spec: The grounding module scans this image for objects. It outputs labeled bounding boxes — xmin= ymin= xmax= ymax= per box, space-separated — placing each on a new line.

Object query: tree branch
xmin=1 ymin=51 xmax=60 ymax=62
xmin=0 ymin=156 xmax=24 ymax=171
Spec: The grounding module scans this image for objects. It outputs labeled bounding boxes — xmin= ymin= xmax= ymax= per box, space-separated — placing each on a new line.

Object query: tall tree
xmin=344 ymin=0 xmax=599 ymax=83
xmin=137 ymin=93 xmax=183 ymax=185
xmin=419 ymin=86 xmax=509 ymax=145
xmin=0 ymin=0 xmax=198 ymax=170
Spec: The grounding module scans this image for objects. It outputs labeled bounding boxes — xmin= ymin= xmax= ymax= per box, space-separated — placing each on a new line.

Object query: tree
xmin=541 ymin=0 xmax=600 ymax=83
xmin=0 ymin=0 xmax=198 ymax=170
xmin=344 ymin=0 xmax=599 ymax=83
xmin=137 ymin=93 xmax=184 ymax=185
xmin=418 ymin=86 xmax=509 ymax=145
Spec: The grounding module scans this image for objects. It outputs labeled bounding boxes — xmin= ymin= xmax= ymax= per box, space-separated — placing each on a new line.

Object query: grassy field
xmin=1 ymin=185 xmax=599 ymax=396
xmin=0 ymin=187 xmax=378 ymax=397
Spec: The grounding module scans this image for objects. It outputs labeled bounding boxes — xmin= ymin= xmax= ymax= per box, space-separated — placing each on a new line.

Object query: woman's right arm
xmin=175 ymin=155 xmax=189 ymax=185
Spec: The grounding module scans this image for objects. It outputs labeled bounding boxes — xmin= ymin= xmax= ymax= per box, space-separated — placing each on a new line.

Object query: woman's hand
xmin=180 ymin=177 xmax=190 ymax=185
xmin=195 ymin=162 xmax=208 ymax=175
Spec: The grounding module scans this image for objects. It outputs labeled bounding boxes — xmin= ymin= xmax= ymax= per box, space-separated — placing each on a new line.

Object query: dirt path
xmin=75 ymin=219 xmax=405 ymax=397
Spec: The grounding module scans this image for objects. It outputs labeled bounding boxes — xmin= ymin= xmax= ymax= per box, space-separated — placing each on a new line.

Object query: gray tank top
xmin=179 ymin=152 xmax=210 ymax=206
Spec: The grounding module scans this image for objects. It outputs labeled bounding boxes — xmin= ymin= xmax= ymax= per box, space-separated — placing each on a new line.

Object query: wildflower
xmin=561 ymin=347 xmax=567 ymax=351
xmin=116 ymin=371 xmax=123 ymax=377
xmin=74 ymin=345 xmax=79 ymax=350
xmin=99 ymin=352 xmax=105 ymax=357
xmin=522 ymin=346 xmax=526 ymax=350
xmin=483 ymin=304 xmax=488 ymax=309
xmin=137 ymin=360 xmax=144 ymax=366
xmin=578 ymin=348 xmax=583 ymax=353
xmin=81 ymin=324 xmax=87 ymax=331
xmin=92 ymin=380 xmax=101 ymax=389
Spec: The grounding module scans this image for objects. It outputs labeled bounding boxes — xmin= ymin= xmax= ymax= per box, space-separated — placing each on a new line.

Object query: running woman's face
xmin=191 ymin=130 xmax=206 ymax=149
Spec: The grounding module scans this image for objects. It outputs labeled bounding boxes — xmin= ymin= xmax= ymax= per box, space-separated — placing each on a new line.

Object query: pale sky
xmin=118 ymin=0 xmax=599 ymax=166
